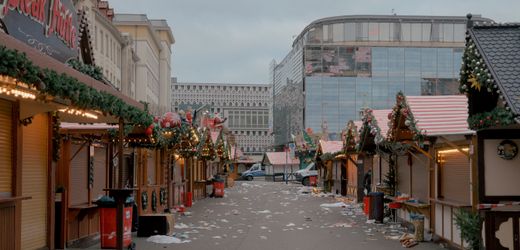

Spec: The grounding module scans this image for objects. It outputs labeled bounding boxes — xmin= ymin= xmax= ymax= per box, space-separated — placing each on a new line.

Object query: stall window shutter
xmin=0 ymin=100 xmax=13 ymax=196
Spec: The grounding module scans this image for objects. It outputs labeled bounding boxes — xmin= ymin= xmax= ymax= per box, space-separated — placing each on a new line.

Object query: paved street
xmin=105 ymin=180 xmax=445 ymax=250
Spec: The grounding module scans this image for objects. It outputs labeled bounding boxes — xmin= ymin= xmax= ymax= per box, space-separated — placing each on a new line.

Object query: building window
xmin=105 ymin=34 xmax=109 ymax=56
xmin=100 ymin=30 xmax=104 ymax=54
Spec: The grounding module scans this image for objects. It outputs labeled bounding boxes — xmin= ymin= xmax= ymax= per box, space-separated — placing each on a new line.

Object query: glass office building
xmin=271 ymin=15 xmax=493 ymax=145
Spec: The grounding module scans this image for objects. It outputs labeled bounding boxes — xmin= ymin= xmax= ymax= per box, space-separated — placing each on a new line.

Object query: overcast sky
xmin=109 ymin=0 xmax=519 ymax=84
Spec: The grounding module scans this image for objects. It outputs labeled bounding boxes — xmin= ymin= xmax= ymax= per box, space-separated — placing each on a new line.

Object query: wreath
xmin=159 ymin=188 xmax=167 ymax=205
xmin=141 ymin=191 xmax=148 ymax=210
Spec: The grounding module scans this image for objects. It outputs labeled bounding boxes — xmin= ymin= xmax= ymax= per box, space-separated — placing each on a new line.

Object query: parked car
xmin=294 ymin=162 xmax=318 ymax=186
xmin=241 ymin=163 xmax=265 ymax=181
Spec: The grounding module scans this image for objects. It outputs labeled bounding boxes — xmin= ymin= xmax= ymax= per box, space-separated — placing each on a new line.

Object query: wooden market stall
xmin=459 ymin=16 xmax=520 ymax=249
xmin=0 ymin=24 xmax=148 ymax=250
xmin=384 ymin=93 xmax=475 ymax=248
xmin=357 ymin=109 xmax=391 ymax=202
xmin=316 ymin=140 xmax=343 ymax=193
xmin=262 ymin=152 xmax=300 ymax=180
xmin=337 ymin=121 xmax=362 ymax=197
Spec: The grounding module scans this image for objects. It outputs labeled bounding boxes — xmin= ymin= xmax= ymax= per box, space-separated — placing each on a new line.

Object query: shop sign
xmin=1 ymin=0 xmax=79 ymax=62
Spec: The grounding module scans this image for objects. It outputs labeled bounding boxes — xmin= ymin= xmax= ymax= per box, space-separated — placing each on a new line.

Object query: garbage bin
xmin=363 ymin=196 xmax=370 ymax=216
xmin=411 ymin=214 xmax=425 ymax=241
xmin=368 ymin=192 xmax=384 ymax=223
xmin=213 ymin=181 xmax=225 ymax=197
xmin=309 ymin=176 xmax=317 ymax=186
xmin=185 ymin=192 xmax=193 ymax=207
xmin=96 ymin=196 xmax=134 ymax=249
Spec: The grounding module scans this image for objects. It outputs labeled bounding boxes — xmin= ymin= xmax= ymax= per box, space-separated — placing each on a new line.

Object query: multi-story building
xmin=271 ymin=14 xmax=493 ymax=145
xmin=75 ymin=0 xmax=124 ymax=89
xmin=113 ymin=14 xmax=174 ymax=115
xmin=171 ymin=79 xmax=274 ymax=156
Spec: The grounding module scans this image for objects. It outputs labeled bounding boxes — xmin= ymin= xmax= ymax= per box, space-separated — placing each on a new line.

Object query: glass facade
xmin=272 ymin=15 xmax=492 ymax=145
xmin=305 ymin=46 xmax=463 ymax=133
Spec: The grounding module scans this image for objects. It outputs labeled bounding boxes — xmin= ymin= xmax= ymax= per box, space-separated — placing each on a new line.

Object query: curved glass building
xmin=271 ymin=15 xmax=493 ymax=145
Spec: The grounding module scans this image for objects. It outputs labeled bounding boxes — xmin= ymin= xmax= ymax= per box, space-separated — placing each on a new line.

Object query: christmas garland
xmin=67 ymin=59 xmax=103 ymax=81
xmin=467 ymin=107 xmax=515 ymax=130
xmin=343 ymin=120 xmax=358 ymax=153
xmin=459 ymin=36 xmax=517 ymax=130
xmin=387 ymin=91 xmax=425 ymax=144
xmin=51 ymin=112 xmax=61 ymax=161
xmin=356 ymin=108 xmax=385 ymax=151
xmin=0 ymin=46 xmax=153 ymax=126
xmin=197 ymin=129 xmax=216 ymax=161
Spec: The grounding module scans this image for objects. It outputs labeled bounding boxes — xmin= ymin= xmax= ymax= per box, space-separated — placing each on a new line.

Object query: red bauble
xmin=145 ymin=127 xmax=153 ymax=136
xmin=161 ymin=112 xmax=181 ymax=128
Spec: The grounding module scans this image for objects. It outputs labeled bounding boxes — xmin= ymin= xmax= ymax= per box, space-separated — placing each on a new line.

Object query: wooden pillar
xmin=116 ymin=118 xmax=124 ymax=250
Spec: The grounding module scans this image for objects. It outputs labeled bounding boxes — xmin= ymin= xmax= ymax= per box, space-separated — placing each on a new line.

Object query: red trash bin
xmin=100 ymin=206 xmax=133 ymax=249
xmin=185 ymin=192 xmax=193 ymax=207
xmin=363 ymin=196 xmax=370 ymax=216
xmin=309 ymin=176 xmax=317 ymax=186
xmin=213 ymin=181 xmax=225 ymax=197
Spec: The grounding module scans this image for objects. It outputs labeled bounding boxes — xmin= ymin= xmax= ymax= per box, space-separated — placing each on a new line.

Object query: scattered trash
xmin=175 ymin=223 xmax=190 ymax=229
xmin=220 ymin=219 xmax=229 ymax=223
xmin=320 ymin=202 xmax=348 ymax=208
xmin=366 ymin=219 xmax=376 ymax=224
xmin=212 ymin=236 xmax=222 ymax=239
xmin=260 ymin=235 xmax=268 ymax=240
xmin=286 ymin=223 xmax=295 ymax=227
xmin=329 ymin=222 xmax=353 ymax=228
xmin=146 ymin=235 xmax=190 ymax=244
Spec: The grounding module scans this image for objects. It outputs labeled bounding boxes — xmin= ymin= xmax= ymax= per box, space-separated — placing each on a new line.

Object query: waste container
xmin=96 ymin=196 xmax=134 ymax=249
xmin=185 ymin=192 xmax=192 ymax=207
xmin=368 ymin=192 xmax=384 ymax=223
xmin=363 ymin=196 xmax=370 ymax=216
xmin=411 ymin=214 xmax=425 ymax=241
xmin=309 ymin=176 xmax=317 ymax=186
xmin=213 ymin=181 xmax=225 ymax=197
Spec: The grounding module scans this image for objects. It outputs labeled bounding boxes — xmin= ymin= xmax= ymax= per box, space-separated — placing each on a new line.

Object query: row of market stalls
xmin=55 ymin=115 xmax=237 ymax=248
xmin=311 ymin=92 xmax=476 ymax=248
xmin=0 ymin=25 xmax=238 ymax=250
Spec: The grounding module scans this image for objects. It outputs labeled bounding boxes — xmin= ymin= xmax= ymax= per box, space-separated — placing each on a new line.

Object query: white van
xmin=294 ymin=162 xmax=318 ymax=185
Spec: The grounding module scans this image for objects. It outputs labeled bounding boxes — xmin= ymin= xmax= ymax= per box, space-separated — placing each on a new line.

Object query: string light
xmin=0 ymin=75 xmax=37 ymax=100
xmin=59 ymin=108 xmax=99 ymax=120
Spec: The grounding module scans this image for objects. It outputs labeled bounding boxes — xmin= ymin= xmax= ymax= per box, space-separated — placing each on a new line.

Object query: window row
xmin=173 ymin=85 xmax=269 ymax=92
xmin=307 ymin=22 xmax=466 ymax=44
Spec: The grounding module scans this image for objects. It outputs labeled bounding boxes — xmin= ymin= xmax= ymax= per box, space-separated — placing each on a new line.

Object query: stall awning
xmin=372 ymin=109 xmax=392 ymax=138
xmin=318 ymin=140 xmax=343 ymax=154
xmin=263 ymin=152 xmax=300 ymax=166
xmin=407 ymin=95 xmax=474 ymax=136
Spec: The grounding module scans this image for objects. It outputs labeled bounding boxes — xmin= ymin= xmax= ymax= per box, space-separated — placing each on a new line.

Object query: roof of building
xmin=469 ymin=23 xmax=520 ymax=116
xmin=406 ymin=95 xmax=473 ymax=135
xmin=293 ymin=14 xmax=493 ymax=47
xmin=263 ymin=152 xmax=300 ymax=166
xmin=318 ymin=140 xmax=343 ymax=154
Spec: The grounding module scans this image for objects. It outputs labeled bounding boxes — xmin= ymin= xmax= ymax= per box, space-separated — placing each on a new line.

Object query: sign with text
xmin=1 ymin=0 xmax=79 ymax=62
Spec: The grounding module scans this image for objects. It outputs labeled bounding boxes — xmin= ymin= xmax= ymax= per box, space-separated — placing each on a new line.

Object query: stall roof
xmin=407 ymin=95 xmax=474 ymax=136
xmin=469 ymin=23 xmax=520 ymax=116
xmin=263 ymin=152 xmax=300 ymax=166
xmin=372 ymin=109 xmax=392 ymax=138
xmin=230 ymin=146 xmax=244 ymax=160
xmin=60 ymin=122 xmax=117 ymax=130
xmin=318 ymin=140 xmax=343 ymax=154
xmin=210 ymin=131 xmax=220 ymax=144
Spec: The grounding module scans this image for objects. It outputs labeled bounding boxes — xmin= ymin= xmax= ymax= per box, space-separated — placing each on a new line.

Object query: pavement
xmin=79 ymin=180 xmax=445 ymax=250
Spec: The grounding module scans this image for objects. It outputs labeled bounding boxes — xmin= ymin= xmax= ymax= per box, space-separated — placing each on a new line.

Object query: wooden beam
xmin=438 ymin=136 xmax=470 ymax=158
xmin=69 ymin=141 xmax=88 ymax=162
xmin=407 ymin=142 xmax=433 ymax=160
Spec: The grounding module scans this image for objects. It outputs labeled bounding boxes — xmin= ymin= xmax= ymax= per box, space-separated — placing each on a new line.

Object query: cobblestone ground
xmin=79 ymin=180 xmax=445 ymax=250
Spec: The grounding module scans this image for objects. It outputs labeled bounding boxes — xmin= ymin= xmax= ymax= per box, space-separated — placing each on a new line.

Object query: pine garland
xmin=387 ymin=91 xmax=425 ymax=144
xmin=67 ymin=59 xmax=103 ymax=81
xmin=0 ymin=46 xmax=153 ymax=126
xmin=467 ymin=107 xmax=515 ymax=130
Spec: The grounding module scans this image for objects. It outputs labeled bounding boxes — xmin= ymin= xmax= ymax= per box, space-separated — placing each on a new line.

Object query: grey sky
xmin=109 ymin=0 xmax=519 ymax=84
